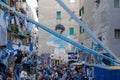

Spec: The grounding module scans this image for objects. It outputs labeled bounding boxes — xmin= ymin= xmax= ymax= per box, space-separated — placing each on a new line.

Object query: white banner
xmin=0 ymin=26 xmax=7 ymax=46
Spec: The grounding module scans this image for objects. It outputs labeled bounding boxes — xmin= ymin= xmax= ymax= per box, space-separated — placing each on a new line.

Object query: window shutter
xmin=70 ymin=27 xmax=74 ymax=35
xmin=56 ymin=11 xmax=61 ymax=19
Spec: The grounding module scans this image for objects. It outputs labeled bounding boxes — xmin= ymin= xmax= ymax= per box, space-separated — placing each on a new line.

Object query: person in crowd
xmin=20 ymin=68 xmax=28 ymax=80
xmin=22 ymin=53 xmax=27 ymax=64
xmin=86 ymin=66 xmax=92 ymax=80
xmin=13 ymin=49 xmax=23 ymax=80
xmin=65 ymin=73 xmax=72 ymax=80
xmin=60 ymin=68 xmax=67 ymax=80
xmin=6 ymin=67 xmax=12 ymax=80
xmin=22 ymin=53 xmax=29 ymax=73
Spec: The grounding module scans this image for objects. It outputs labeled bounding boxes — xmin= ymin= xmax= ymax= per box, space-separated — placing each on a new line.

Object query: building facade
xmin=38 ymin=0 xmax=80 ymax=54
xmin=0 ymin=0 xmax=38 ymax=53
xmin=79 ymin=0 xmax=120 ymax=58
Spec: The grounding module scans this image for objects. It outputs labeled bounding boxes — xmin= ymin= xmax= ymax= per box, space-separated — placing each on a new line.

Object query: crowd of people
xmin=35 ymin=57 xmax=93 ymax=80
xmin=0 ymin=49 xmax=37 ymax=80
xmin=0 ymin=49 xmax=94 ymax=80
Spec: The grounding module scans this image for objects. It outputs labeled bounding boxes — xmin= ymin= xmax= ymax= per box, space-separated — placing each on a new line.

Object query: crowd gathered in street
xmin=0 ymin=48 xmax=94 ymax=80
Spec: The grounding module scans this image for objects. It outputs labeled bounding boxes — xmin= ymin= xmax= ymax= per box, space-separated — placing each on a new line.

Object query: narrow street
xmin=0 ymin=0 xmax=120 ymax=80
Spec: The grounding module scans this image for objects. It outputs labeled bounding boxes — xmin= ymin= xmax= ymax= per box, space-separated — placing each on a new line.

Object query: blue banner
xmin=29 ymin=42 xmax=33 ymax=52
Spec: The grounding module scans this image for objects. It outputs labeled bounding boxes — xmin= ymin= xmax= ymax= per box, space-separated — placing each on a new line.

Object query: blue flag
xmin=18 ymin=42 xmax=21 ymax=48
xmin=29 ymin=42 xmax=33 ymax=52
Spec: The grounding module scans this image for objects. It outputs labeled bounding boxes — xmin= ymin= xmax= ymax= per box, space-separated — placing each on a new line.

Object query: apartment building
xmin=79 ymin=0 xmax=120 ymax=57
xmin=0 ymin=0 xmax=38 ymax=52
xmin=38 ymin=0 xmax=80 ymax=54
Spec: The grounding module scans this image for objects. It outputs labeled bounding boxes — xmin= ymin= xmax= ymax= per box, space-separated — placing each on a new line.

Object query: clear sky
xmin=26 ymin=0 xmax=38 ymax=22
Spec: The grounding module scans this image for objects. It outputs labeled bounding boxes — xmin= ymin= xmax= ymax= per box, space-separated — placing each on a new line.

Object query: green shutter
xmin=70 ymin=27 xmax=74 ymax=35
xmin=80 ymin=26 xmax=84 ymax=33
xmin=56 ymin=11 xmax=61 ymax=19
xmin=79 ymin=9 xmax=81 ymax=16
xmin=79 ymin=7 xmax=84 ymax=16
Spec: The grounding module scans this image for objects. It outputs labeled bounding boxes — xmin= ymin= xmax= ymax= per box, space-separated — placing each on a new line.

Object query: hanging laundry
xmin=0 ymin=9 xmax=8 ymax=28
xmin=0 ymin=9 xmax=9 ymax=46
xmin=22 ymin=18 xmax=27 ymax=33
xmin=15 ymin=16 xmax=20 ymax=28
xmin=24 ymin=18 xmax=27 ymax=28
xmin=0 ymin=26 xmax=7 ymax=46
xmin=15 ymin=16 xmax=22 ymax=33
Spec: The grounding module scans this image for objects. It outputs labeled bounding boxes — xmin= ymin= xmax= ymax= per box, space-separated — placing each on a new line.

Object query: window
xmin=22 ymin=0 xmax=26 ymax=2
xmin=20 ymin=8 xmax=26 ymax=14
xmin=94 ymin=0 xmax=100 ymax=4
xmin=79 ymin=7 xmax=84 ymax=16
xmin=16 ymin=0 xmax=21 ymax=2
xmin=114 ymin=0 xmax=120 ymax=8
xmin=80 ymin=26 xmax=84 ymax=34
xmin=69 ymin=27 xmax=74 ymax=35
xmin=98 ymin=36 xmax=102 ymax=41
xmin=56 ymin=11 xmax=61 ymax=19
xmin=98 ymin=36 xmax=103 ymax=51
xmin=70 ymin=0 xmax=75 ymax=3
xmin=115 ymin=29 xmax=120 ymax=39
xmin=36 ymin=9 xmax=39 ymax=17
